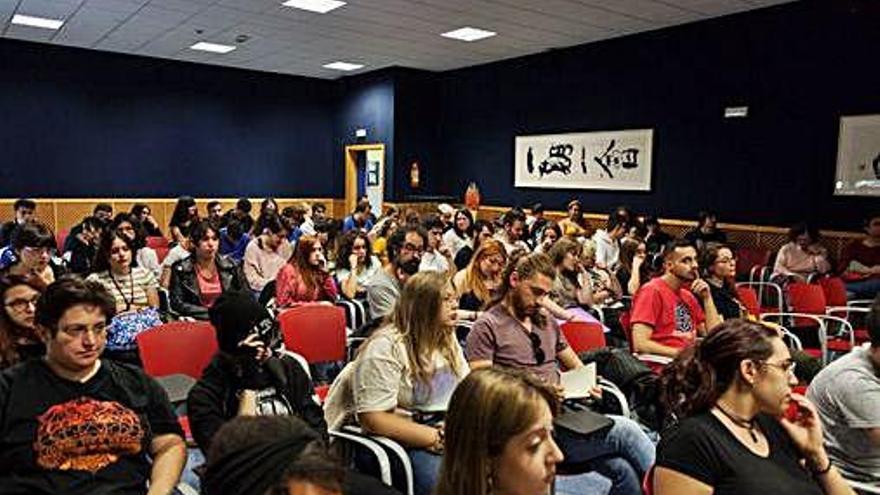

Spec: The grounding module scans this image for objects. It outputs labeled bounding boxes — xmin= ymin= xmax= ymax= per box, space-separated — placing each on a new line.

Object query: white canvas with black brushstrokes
xmin=514 ymin=128 xmax=653 ymax=191
xmin=835 ymin=114 xmax=880 ymax=197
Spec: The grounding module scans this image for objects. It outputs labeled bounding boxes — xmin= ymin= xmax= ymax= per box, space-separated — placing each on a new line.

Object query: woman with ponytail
xmin=655 ymin=319 xmax=855 ymax=495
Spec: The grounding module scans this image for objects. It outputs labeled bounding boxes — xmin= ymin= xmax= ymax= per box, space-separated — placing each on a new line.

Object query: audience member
xmin=0 ymin=275 xmax=44 ymax=369
xmin=466 ymin=252 xmax=655 ymax=495
xmin=159 ymin=236 xmax=191 ymax=289
xmin=839 ymin=215 xmax=880 ymax=299
xmin=808 ymin=296 xmax=880 ymax=490
xmin=644 ymin=214 xmax=671 ymax=257
xmin=130 ymin=203 xmax=163 ymax=238
xmin=324 ymin=271 xmax=468 ymax=495
xmin=580 ymin=242 xmax=623 ymax=308
xmin=0 ymin=198 xmax=36 ymax=247
xmin=534 ymin=220 xmax=562 ymax=254
xmin=437 ymin=203 xmax=455 ymax=230
xmin=700 ymin=243 xmax=746 ymax=320
xmin=3 ymin=222 xmax=63 ymax=290
xmin=169 ymin=195 xmax=199 ymax=245
xmin=656 ymin=319 xmax=853 ymax=495
xmin=453 ymin=238 xmax=508 ymax=321
xmin=495 ymin=208 xmax=530 ymax=255
xmin=275 ymin=235 xmax=337 ymax=307
xmin=616 ymin=237 xmax=650 ymax=297
xmin=218 ymin=215 xmax=251 ymax=263
xmin=630 ymin=240 xmax=721 ymax=361
xmin=442 ymin=208 xmax=474 ymax=259
xmin=454 ymin=219 xmax=495 ymax=270
xmin=63 ymin=215 xmax=103 ymax=275
xmin=526 ymin=202 xmax=548 ymax=245
xmin=684 ymin=210 xmax=727 ymax=250
xmin=221 ymin=198 xmax=255 ymax=234
xmin=365 ymin=225 xmax=426 ymax=320
xmin=63 ymin=204 xmax=111 ymax=254
xmin=87 ymin=231 xmax=160 ymax=363
xmin=371 ymin=217 xmax=399 ymax=265
xmin=111 ymin=213 xmax=162 ymax=280
xmin=93 ymin=202 xmax=114 ymax=225
xmin=343 ymin=201 xmax=374 ymax=233
xmin=202 ymin=415 xmax=394 ymax=495
xmin=243 ymin=212 xmax=292 ymax=296
xmin=437 ymin=367 xmax=610 ymax=495
xmin=558 ymin=199 xmax=590 ymax=238
xmin=169 ymin=220 xmax=245 ymax=319
xmin=592 ymin=208 xmax=629 ymax=270
xmin=420 ymin=214 xmax=455 ymax=274
xmin=283 ymin=203 xmax=309 ymax=243
xmin=772 ymin=223 xmax=831 ymax=283
xmin=336 ymin=231 xmax=381 ymax=300
xmin=206 ymin=200 xmax=224 ymax=225
xmin=0 ymin=276 xmax=186 ymax=494
xmin=547 ymin=238 xmax=594 ymax=314
xmin=299 ymin=202 xmax=327 ymax=237
xmin=261 ymin=197 xmax=279 ymax=216
xmin=188 ymin=292 xmax=326 ymax=454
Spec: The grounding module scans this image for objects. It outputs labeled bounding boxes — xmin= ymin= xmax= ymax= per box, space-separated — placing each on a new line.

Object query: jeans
xmin=406 ymin=448 xmax=443 ymax=495
xmin=557 ymin=472 xmax=613 ymax=495
xmin=554 ymin=415 xmax=655 ymax=495
xmin=845 ymin=278 xmax=880 ymax=299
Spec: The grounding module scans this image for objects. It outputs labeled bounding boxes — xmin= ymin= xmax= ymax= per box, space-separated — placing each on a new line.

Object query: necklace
xmin=716 ymin=403 xmax=759 ymax=443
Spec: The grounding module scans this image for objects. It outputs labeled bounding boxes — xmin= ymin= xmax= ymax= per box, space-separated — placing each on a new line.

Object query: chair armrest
xmin=598 ymin=377 xmax=630 ymax=418
xmin=634 ymin=353 xmax=673 ymax=365
xmin=330 ymin=427 xmax=393 ymax=486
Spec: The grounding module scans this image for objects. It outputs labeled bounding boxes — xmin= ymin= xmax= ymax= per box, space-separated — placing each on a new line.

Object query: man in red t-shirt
xmin=841 ymin=215 xmax=880 ymax=299
xmin=631 ymin=239 xmax=722 ymax=359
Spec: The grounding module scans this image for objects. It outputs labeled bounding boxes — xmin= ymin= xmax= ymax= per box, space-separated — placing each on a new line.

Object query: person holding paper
xmin=466 ymin=252 xmax=655 ymax=495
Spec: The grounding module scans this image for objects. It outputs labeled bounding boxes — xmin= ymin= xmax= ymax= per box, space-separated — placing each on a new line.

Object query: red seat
xmin=788 ymin=282 xmax=854 ymax=357
xmin=736 ymin=247 xmax=771 ymax=281
xmin=146 ymin=236 xmax=170 ymax=250
xmin=136 ymin=321 xmax=218 ymax=379
xmin=818 ymin=277 xmax=849 ymax=307
xmin=55 ymin=229 xmax=68 ymax=252
xmin=560 ymin=321 xmax=606 ymax=353
xmin=154 ymin=246 xmax=170 ymax=264
xmin=736 ymin=286 xmax=761 ymax=316
xmin=821 ymin=276 xmax=870 ymax=343
xmin=278 ymin=305 xmax=347 ymax=363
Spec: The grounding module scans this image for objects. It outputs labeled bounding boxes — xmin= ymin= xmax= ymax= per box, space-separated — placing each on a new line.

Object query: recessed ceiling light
xmin=282 ymin=0 xmax=346 ymax=14
xmin=11 ymin=14 xmax=64 ymax=30
xmin=441 ymin=27 xmax=497 ymax=42
xmin=323 ymin=61 xmax=365 ymax=71
xmin=189 ymin=41 xmax=237 ymax=54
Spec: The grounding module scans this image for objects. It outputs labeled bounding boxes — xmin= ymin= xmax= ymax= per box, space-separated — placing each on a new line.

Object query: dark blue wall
xmin=428 ymin=0 xmax=880 ymax=230
xmin=0 ymin=39 xmax=334 ymax=198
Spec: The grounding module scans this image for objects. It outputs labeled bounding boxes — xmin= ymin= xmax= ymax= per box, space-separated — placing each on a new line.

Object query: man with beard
xmin=630 ymin=239 xmax=721 ymax=362
xmin=365 ymin=226 xmax=427 ymax=321
xmin=466 ymin=253 xmax=655 ymax=495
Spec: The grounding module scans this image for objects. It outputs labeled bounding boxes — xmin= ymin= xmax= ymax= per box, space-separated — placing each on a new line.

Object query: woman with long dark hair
xmin=111 ymin=213 xmax=161 ymax=279
xmin=275 ymin=235 xmax=337 ymax=307
xmin=442 ymin=208 xmax=474 ymax=259
xmin=0 ymin=275 xmax=43 ymax=369
xmin=335 ymin=231 xmax=380 ymax=300
xmin=169 ymin=195 xmax=199 ymax=245
xmin=655 ymin=319 xmax=855 ymax=495
xmin=616 ymin=237 xmax=651 ymax=296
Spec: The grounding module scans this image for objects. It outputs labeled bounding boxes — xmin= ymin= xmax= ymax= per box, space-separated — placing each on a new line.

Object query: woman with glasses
xmin=324 ymin=271 xmax=468 ymax=495
xmin=0 ymin=275 xmax=44 ymax=369
xmin=452 ymin=238 xmax=508 ymax=323
xmin=700 ymin=243 xmax=746 ymax=320
xmin=655 ymin=319 xmax=855 ymax=495
xmin=2 ymin=222 xmax=63 ymax=290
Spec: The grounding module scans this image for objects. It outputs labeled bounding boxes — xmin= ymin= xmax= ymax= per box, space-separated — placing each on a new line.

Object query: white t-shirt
xmin=419 ymin=250 xmax=450 ymax=273
xmin=442 ymin=230 xmax=472 ymax=258
xmin=161 ymin=245 xmax=190 ymax=268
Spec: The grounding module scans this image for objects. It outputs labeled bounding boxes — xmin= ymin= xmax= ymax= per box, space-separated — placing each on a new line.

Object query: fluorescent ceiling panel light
xmin=441 ymin=27 xmax=496 ymax=42
xmin=282 ymin=0 xmax=346 ymax=14
xmin=323 ymin=61 xmax=364 ymax=71
xmin=189 ymin=42 xmax=237 ymax=54
xmin=11 ymin=14 xmax=64 ymax=30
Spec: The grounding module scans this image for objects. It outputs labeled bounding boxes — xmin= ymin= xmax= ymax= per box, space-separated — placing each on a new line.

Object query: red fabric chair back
xmin=736 ymin=247 xmax=771 ymax=279
xmin=818 ymin=277 xmax=848 ymax=307
xmin=154 ymin=246 xmax=170 ymax=264
xmin=146 ymin=236 xmax=170 ymax=250
xmin=279 ymin=305 xmax=346 ymax=363
xmin=55 ymin=229 xmax=68 ymax=252
xmin=788 ymin=283 xmax=827 ymax=315
xmin=736 ymin=286 xmax=761 ymax=316
xmin=560 ymin=321 xmax=606 ymax=353
xmin=136 ymin=321 xmax=218 ymax=379
xmin=619 ymin=310 xmax=634 ymax=352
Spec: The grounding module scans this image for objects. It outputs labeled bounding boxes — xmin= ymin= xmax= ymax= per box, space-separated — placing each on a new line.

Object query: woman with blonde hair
xmin=437 ymin=367 xmax=611 ymax=495
xmin=452 ymin=238 xmax=507 ymax=322
xmin=323 ymin=271 xmax=467 ymax=495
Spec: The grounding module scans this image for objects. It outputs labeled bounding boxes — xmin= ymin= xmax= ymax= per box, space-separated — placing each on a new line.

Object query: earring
xmin=486 ymin=468 xmax=495 ymax=494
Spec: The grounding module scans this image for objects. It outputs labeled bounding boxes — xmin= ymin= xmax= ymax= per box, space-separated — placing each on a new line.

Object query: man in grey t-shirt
xmin=366 ymin=226 xmax=426 ymax=320
xmin=808 ymin=297 xmax=880 ymax=488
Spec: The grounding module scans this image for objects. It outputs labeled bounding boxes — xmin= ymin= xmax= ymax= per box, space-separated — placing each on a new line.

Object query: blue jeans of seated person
xmin=554 ymin=415 xmax=655 ymax=495
xmin=846 ymin=278 xmax=880 ymax=300
xmin=407 ymin=448 xmax=442 ymax=495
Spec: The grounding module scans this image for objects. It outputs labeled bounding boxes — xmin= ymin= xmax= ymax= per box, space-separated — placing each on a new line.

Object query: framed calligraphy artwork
xmin=514 ymin=129 xmax=653 ymax=191
xmin=834 ymin=114 xmax=880 ymax=197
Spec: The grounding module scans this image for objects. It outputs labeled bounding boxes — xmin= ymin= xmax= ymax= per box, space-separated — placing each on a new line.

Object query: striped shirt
xmin=87 ymin=267 xmax=158 ymax=312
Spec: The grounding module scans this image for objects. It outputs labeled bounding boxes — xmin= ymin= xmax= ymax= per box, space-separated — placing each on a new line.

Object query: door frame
xmin=344 ymin=143 xmax=385 ymax=215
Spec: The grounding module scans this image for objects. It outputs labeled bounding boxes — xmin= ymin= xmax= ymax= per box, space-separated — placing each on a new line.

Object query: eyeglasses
xmin=116 ymin=225 xmax=135 ymax=233
xmin=402 ymin=243 xmax=425 ymax=254
xmin=715 ymin=257 xmax=736 ymax=264
xmin=527 ymin=332 xmax=546 ymax=364
xmin=763 ymin=359 xmax=796 ymax=375
xmin=60 ymin=324 xmax=108 ymax=338
xmin=4 ymin=295 xmax=40 ymax=312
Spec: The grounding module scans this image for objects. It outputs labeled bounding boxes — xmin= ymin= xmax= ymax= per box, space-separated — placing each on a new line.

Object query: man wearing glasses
xmin=466 ymin=252 xmax=655 ymax=495
xmin=0 ymin=276 xmax=186 ymax=494
xmin=366 ymin=225 xmax=428 ymax=321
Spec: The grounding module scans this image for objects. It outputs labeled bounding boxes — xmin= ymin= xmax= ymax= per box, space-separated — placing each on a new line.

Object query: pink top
xmin=275 ymin=263 xmax=338 ymax=307
xmin=772 ymin=242 xmax=831 ymax=279
xmin=196 ymin=266 xmax=222 ymax=308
